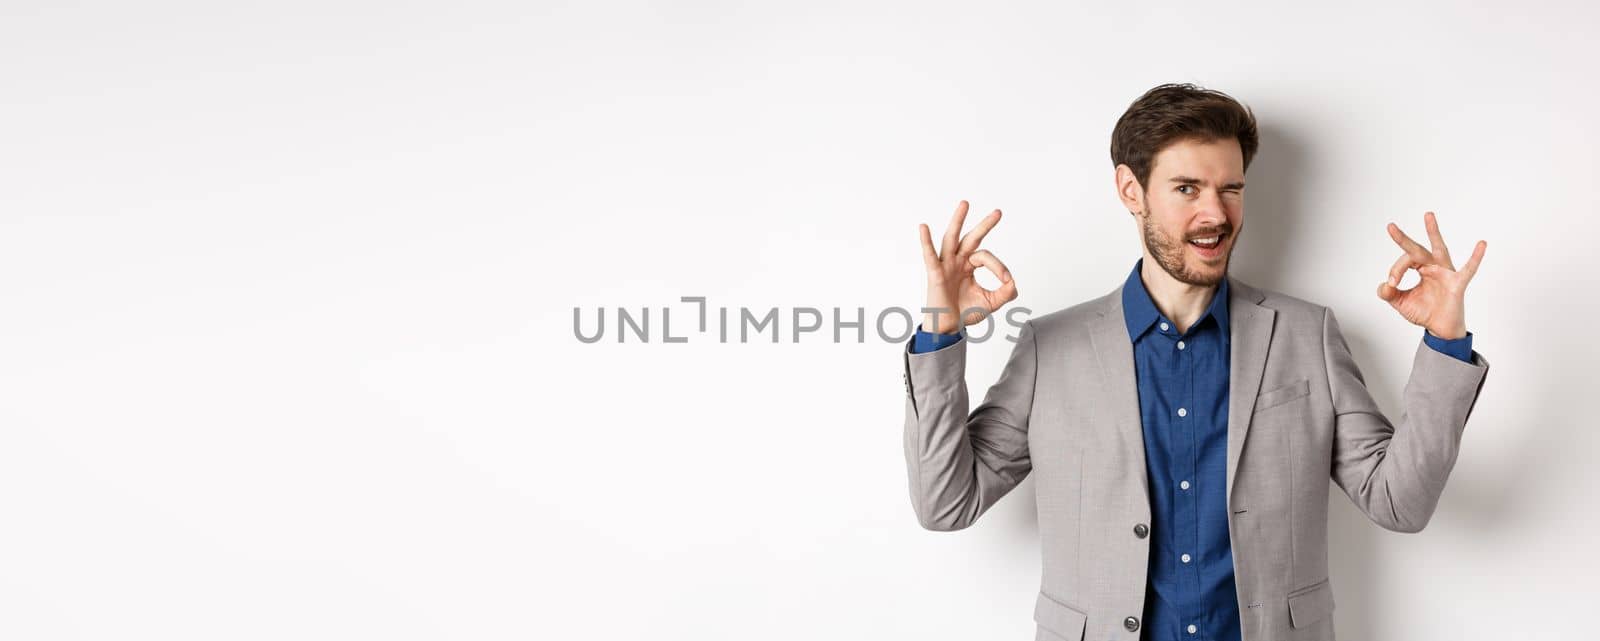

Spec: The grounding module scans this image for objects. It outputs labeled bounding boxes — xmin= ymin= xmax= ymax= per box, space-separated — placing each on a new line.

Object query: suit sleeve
xmin=901 ymin=319 xmax=1037 ymax=531
xmin=1323 ymin=307 xmax=1490 ymax=533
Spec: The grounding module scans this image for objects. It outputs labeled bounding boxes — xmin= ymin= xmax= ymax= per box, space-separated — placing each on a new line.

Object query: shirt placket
xmin=1174 ymin=320 xmax=1203 ymax=640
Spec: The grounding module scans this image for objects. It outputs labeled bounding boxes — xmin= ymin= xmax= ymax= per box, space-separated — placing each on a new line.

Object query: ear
xmin=1115 ymin=163 xmax=1145 ymax=216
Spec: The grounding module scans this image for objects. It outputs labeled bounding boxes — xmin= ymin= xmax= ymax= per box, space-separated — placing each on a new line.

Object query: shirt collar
xmin=1120 ymin=257 xmax=1231 ymax=342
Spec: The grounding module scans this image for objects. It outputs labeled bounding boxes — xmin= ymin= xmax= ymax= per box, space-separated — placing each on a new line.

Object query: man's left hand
xmin=1376 ymin=211 xmax=1486 ymax=340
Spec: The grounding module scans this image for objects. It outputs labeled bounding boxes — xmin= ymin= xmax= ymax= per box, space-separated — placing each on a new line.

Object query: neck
xmin=1139 ymin=251 xmax=1221 ymax=335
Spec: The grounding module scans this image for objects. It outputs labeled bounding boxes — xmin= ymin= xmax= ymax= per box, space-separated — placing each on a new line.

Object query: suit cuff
xmin=1423 ymin=329 xmax=1473 ymax=363
xmin=911 ymin=324 xmax=964 ymax=354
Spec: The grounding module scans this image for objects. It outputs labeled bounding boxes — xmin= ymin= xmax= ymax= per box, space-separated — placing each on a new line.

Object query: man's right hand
xmin=918 ymin=200 xmax=1019 ymax=335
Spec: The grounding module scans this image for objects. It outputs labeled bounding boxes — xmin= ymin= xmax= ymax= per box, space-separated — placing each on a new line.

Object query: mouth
xmin=1186 ymin=232 xmax=1229 ymax=260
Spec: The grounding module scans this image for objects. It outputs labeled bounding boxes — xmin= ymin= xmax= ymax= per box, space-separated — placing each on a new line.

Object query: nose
xmin=1195 ymin=190 xmax=1226 ymax=228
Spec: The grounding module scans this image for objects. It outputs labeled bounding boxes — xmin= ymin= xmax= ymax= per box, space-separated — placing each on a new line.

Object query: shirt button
xmin=1188 ymin=624 xmax=1198 ymax=634
xmin=1133 ymin=523 xmax=1149 ymax=538
xmin=1124 ymin=616 xmax=1141 ymax=632
xmin=1181 ymin=553 xmax=1191 ymax=563
xmin=1177 ymin=407 xmax=1188 ymax=417
xmin=1177 ymin=340 xmax=1186 ymax=350
xmin=1180 ymin=480 xmax=1190 ymax=490
xmin=1159 ymin=322 xmax=1170 ymax=331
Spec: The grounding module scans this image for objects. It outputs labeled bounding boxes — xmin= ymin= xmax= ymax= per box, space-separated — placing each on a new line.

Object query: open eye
xmin=1177 ymin=185 xmax=1196 ymax=195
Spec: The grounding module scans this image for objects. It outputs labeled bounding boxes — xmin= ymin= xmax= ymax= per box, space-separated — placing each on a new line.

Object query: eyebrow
xmin=1169 ymin=175 xmax=1246 ymax=190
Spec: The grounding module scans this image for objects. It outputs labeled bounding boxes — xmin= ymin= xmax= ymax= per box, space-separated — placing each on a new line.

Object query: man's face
xmin=1128 ymin=137 xmax=1246 ymax=287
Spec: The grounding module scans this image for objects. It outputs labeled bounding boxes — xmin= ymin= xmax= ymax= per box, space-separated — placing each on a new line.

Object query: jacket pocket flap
xmin=1287 ymin=579 xmax=1335 ymax=628
xmin=1033 ymin=591 xmax=1087 ymax=639
xmin=1255 ymin=378 xmax=1310 ymax=411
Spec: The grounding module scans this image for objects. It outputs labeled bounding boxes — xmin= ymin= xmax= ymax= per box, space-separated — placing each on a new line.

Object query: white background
xmin=3 ymin=1 xmax=1596 ymax=639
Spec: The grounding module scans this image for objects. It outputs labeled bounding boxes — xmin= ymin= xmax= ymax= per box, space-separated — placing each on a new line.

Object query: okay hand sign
xmin=918 ymin=200 xmax=1018 ymax=335
xmin=1376 ymin=211 xmax=1486 ymax=340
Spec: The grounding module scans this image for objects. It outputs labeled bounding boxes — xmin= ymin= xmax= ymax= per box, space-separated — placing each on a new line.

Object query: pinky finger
xmin=919 ymin=224 xmax=940 ymax=271
xmin=1459 ymin=240 xmax=1488 ymax=281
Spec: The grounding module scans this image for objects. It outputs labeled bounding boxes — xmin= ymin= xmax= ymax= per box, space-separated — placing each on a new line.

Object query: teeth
xmin=1191 ymin=236 xmax=1220 ymax=246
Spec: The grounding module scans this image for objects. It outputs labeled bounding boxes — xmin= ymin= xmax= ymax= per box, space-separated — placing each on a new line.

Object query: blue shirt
xmin=1120 ymin=259 xmax=1238 ymax=641
xmin=909 ymin=260 xmax=1472 ymax=640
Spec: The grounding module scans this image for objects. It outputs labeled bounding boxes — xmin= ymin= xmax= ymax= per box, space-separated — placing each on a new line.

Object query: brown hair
xmin=1110 ymin=83 xmax=1259 ymax=191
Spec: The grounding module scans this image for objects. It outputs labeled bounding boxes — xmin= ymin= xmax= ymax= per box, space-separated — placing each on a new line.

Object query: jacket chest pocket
xmin=1253 ymin=378 xmax=1310 ymax=413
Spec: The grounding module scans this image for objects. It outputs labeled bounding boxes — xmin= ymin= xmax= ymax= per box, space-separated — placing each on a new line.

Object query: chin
xmin=1180 ymin=259 xmax=1228 ymax=286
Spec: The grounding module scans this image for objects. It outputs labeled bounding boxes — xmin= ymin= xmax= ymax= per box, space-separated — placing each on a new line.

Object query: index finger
xmin=1387 ymin=222 xmax=1434 ymax=264
xmin=1385 ymin=251 xmax=1419 ymax=288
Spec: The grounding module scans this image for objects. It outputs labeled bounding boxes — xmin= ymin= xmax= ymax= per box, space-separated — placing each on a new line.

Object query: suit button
xmin=1133 ymin=523 xmax=1149 ymax=538
xmin=1124 ymin=616 xmax=1140 ymax=631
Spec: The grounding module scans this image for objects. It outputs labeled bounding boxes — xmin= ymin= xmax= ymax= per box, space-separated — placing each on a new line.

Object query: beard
xmin=1139 ymin=208 xmax=1233 ymax=287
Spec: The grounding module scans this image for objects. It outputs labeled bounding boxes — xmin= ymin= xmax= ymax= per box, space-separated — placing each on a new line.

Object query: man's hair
xmin=1110 ymin=83 xmax=1259 ymax=191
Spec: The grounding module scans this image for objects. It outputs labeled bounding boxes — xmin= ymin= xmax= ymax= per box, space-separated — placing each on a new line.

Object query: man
xmin=900 ymin=83 xmax=1489 ymax=641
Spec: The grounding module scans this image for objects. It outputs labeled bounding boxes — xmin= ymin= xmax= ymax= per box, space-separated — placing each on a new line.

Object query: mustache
xmin=1185 ymin=224 xmax=1233 ymax=240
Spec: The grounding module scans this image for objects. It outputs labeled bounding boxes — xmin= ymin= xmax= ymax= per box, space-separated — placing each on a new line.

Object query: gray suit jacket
xmin=900 ymin=275 xmax=1489 ymax=641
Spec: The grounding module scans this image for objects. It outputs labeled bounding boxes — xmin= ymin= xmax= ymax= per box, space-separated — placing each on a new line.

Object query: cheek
xmin=1142 ymin=210 xmax=1177 ymax=236
xmin=1146 ymin=197 xmax=1184 ymax=224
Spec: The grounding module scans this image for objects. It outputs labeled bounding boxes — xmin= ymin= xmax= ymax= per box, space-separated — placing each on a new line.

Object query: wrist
xmin=920 ymin=304 xmax=961 ymax=335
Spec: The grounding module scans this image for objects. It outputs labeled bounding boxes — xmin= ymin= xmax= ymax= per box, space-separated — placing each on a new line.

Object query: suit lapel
xmin=1086 ymin=276 xmax=1275 ymax=508
xmin=1087 ymin=285 xmax=1149 ymax=503
xmin=1225 ymin=277 xmax=1274 ymax=504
